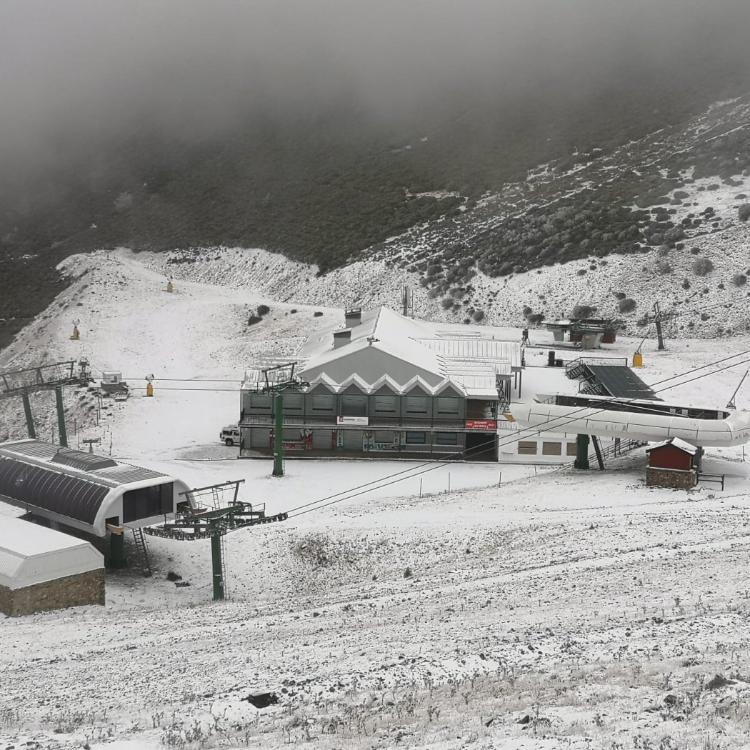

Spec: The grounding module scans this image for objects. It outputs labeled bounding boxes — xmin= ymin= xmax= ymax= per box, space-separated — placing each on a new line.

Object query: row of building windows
xmin=517 ymin=440 xmax=578 ymax=456
xmin=399 ymin=431 xmax=460 ymax=445
xmin=246 ymin=392 xmax=462 ymax=417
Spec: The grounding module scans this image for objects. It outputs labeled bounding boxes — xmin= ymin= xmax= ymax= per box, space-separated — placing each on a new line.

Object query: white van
xmin=219 ymin=425 xmax=240 ymax=446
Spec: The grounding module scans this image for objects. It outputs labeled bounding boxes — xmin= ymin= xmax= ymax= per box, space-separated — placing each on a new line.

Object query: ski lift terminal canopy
xmin=0 ymin=440 xmax=191 ymax=537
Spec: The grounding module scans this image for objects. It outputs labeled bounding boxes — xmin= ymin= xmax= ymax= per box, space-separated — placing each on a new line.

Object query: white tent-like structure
xmin=0 ymin=517 xmax=104 ymax=616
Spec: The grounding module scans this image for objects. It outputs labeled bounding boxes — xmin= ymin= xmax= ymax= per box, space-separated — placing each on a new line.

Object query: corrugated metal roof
xmin=0 ymin=440 xmax=174 ymax=525
xmin=418 ymin=337 xmax=522 ymax=369
xmin=0 ymin=456 xmax=110 ymax=523
xmin=96 ymin=465 xmax=166 ymax=484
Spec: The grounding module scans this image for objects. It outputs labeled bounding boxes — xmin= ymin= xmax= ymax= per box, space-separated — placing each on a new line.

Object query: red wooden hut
xmin=646 ymin=438 xmax=700 ymax=489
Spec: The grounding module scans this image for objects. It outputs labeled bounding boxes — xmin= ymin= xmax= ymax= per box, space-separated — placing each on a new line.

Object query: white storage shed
xmin=0 ymin=517 xmax=104 ymax=616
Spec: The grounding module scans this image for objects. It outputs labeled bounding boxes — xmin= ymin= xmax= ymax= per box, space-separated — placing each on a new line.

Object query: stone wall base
xmin=646 ymin=467 xmax=697 ymax=490
xmin=0 ymin=569 xmax=105 ymax=617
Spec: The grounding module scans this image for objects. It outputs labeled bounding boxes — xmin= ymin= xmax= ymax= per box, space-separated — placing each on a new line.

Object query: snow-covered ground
xmin=1 ymin=250 xmax=750 ymax=749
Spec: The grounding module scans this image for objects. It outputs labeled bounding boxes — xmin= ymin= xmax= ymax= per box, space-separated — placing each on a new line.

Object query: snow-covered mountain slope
xmin=1 ymin=246 xmax=750 ymax=750
xmin=352 ymin=94 xmax=750 ymax=336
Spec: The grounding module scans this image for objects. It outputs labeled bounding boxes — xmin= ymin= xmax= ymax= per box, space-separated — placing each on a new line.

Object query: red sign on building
xmin=464 ymin=419 xmax=497 ymax=431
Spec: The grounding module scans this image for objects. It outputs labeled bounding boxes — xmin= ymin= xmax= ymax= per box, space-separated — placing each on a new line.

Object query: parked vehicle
xmin=220 ymin=425 xmax=240 ymax=446
xmin=100 ymin=371 xmax=129 ymax=400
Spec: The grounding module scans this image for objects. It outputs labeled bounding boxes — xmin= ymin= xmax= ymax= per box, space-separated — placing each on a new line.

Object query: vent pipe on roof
xmin=333 ymin=329 xmax=352 ymax=349
xmin=345 ymin=308 xmax=362 ymax=327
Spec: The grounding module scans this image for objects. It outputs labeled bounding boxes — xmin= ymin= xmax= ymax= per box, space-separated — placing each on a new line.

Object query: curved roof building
xmin=0 ymin=440 xmax=190 ymax=537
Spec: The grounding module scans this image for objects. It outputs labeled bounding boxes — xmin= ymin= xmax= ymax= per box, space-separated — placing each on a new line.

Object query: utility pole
xmin=726 ymin=369 xmax=749 ymax=410
xmin=654 ymin=302 xmax=665 ymax=351
xmin=21 ymin=391 xmax=36 ymax=439
xmin=55 ymin=386 xmax=68 ymax=447
xmin=210 ymin=520 xmax=225 ymax=601
xmin=574 ymin=434 xmax=590 ymax=470
xmin=272 ymin=392 xmax=284 ymax=477
xmin=257 ymin=363 xmax=309 ymax=479
xmin=402 ymin=286 xmax=412 ymax=317
xmin=1 ymin=360 xmax=91 ymax=442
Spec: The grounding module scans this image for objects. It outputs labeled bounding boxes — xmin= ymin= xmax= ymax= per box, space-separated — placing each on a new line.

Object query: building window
xmin=282 ymin=393 xmax=304 ymax=413
xmin=341 ymin=394 xmax=367 ymax=416
xmin=405 ymin=396 xmax=428 ymax=414
xmin=566 ymin=442 xmax=578 ymax=456
xmin=123 ymin=483 xmax=173 ymax=522
xmin=374 ymin=430 xmax=395 ymax=443
xmin=436 ymin=397 xmax=459 ymax=416
xmin=542 ymin=441 xmax=562 ymax=456
xmin=250 ymin=393 xmax=272 ymax=411
xmin=374 ymin=395 xmax=397 ymax=413
xmin=435 ymin=432 xmax=458 ymax=445
xmin=311 ymin=394 xmax=335 ymax=411
xmin=517 ymin=440 xmax=537 ymax=455
xmin=405 ymin=431 xmax=427 ymax=444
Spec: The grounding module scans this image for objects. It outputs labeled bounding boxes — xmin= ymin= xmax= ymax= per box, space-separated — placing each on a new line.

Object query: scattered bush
xmin=248 ymin=314 xmax=263 ymax=326
xmin=572 ymin=304 xmax=595 ymax=319
xmin=732 ymin=273 xmax=747 ymax=287
xmin=441 ymin=297 xmax=454 ymax=310
xmin=618 ymin=297 xmax=637 ymax=313
xmin=471 ymin=309 xmax=485 ymax=322
xmin=681 ymin=278 xmax=691 ymax=290
xmin=692 ymin=257 xmax=714 ymax=276
xmin=738 ymin=204 xmax=750 ymax=222
xmin=256 ymin=304 xmax=271 ymax=316
xmin=291 ymin=532 xmax=359 ymax=570
xmin=655 ymin=259 xmax=673 ymax=274
xmin=614 ymin=292 xmax=626 ymax=300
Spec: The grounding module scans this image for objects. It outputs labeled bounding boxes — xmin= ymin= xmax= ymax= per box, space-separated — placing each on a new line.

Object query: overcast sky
xmin=1 ymin=0 xmax=749 ymax=169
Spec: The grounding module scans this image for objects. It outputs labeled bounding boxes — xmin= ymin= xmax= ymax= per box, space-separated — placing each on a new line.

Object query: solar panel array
xmin=586 ymin=365 xmax=659 ymax=400
xmin=52 ymin=448 xmax=117 ymax=472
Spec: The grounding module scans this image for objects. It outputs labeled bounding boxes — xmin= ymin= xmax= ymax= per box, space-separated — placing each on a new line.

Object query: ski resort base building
xmin=240 ymin=307 xmax=524 ymax=461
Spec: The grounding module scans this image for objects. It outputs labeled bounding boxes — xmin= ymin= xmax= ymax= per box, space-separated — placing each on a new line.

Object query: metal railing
xmin=697 ymin=472 xmax=725 ymax=490
xmin=240 ymin=414 xmax=472 ymax=430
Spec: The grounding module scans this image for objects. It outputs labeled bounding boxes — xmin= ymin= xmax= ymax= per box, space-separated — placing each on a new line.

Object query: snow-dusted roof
xmin=305 ymin=373 xmax=465 ymax=396
xmin=302 ymin=335 xmax=445 ymax=383
xmin=0 ymin=440 xmax=171 ymax=488
xmin=646 ymin=437 xmax=699 ymax=455
xmin=0 ymin=440 xmax=187 ymax=537
xmin=0 ymin=517 xmax=102 ymax=590
xmin=294 ymin=306 xmax=521 ymax=398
